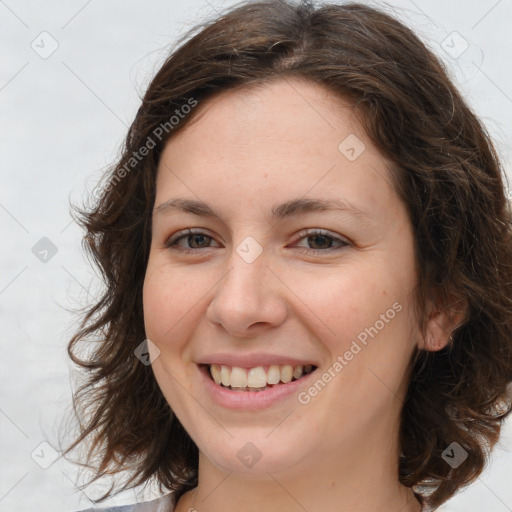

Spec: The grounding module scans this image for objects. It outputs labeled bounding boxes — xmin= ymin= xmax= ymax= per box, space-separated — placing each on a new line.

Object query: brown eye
xmin=180 ymin=233 xmax=212 ymax=249
xmin=292 ymin=229 xmax=350 ymax=253
xmin=306 ymin=234 xmax=336 ymax=250
xmin=165 ymin=229 xmax=220 ymax=252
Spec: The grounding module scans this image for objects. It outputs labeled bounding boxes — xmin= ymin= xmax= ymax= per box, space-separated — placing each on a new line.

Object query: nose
xmin=206 ymin=247 xmax=288 ymax=337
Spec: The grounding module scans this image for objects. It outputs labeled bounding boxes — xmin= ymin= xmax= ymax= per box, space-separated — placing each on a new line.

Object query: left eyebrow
xmin=154 ymin=197 xmax=373 ymax=222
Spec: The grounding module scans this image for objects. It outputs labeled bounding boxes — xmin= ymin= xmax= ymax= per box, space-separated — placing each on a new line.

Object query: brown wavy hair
xmin=63 ymin=1 xmax=512 ymax=509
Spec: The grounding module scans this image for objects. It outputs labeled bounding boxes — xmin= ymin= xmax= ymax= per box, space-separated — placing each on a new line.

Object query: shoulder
xmin=74 ymin=493 xmax=175 ymax=512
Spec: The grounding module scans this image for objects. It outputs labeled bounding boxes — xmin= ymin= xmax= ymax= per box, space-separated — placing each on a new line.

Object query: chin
xmin=195 ymin=429 xmax=312 ymax=476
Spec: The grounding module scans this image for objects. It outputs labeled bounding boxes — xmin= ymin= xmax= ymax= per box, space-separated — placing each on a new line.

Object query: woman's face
xmin=143 ymin=78 xmax=421 ymax=478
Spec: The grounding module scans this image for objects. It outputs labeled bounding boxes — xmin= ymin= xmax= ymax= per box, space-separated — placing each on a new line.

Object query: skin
xmin=142 ymin=78 xmax=452 ymax=512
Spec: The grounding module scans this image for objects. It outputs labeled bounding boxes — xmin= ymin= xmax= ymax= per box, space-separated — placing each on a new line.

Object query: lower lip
xmin=198 ymin=364 xmax=317 ymax=410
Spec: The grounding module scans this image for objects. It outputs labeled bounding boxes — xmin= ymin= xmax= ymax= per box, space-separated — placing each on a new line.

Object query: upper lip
xmin=196 ymin=353 xmax=318 ymax=368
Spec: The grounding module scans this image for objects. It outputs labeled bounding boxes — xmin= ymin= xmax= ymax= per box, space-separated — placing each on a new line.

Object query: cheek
xmin=287 ymin=263 xmax=393 ymax=347
xmin=142 ymin=263 xmax=194 ymax=348
xmin=297 ymin=259 xmax=416 ymax=377
xmin=142 ymin=264 xmax=200 ymax=408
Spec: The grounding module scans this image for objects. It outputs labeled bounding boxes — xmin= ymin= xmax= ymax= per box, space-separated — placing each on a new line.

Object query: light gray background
xmin=1 ymin=1 xmax=511 ymax=511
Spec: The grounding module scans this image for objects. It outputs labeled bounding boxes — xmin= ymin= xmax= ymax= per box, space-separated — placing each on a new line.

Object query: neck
xmin=176 ymin=423 xmax=422 ymax=512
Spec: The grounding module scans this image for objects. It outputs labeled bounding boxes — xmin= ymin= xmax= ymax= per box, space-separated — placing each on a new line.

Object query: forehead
xmin=168 ymin=78 xmax=361 ymax=152
xmin=155 ymin=78 xmax=398 ymax=219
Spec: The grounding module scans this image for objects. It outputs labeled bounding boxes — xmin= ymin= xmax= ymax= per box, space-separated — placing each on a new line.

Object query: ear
xmin=420 ymin=296 xmax=467 ymax=352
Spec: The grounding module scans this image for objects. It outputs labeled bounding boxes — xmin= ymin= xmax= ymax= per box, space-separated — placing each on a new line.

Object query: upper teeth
xmin=209 ymin=364 xmax=313 ymax=388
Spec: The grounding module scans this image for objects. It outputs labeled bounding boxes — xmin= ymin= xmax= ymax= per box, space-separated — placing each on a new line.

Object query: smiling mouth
xmin=203 ymin=363 xmax=317 ymax=392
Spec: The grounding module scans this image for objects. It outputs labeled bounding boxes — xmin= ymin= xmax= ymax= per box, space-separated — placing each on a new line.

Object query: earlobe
xmin=420 ymin=297 xmax=467 ymax=352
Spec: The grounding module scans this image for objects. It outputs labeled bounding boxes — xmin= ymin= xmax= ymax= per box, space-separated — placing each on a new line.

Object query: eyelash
xmin=164 ymin=228 xmax=350 ymax=255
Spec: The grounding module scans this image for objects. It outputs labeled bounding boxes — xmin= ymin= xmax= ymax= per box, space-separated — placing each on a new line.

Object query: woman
xmin=66 ymin=1 xmax=512 ymax=511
